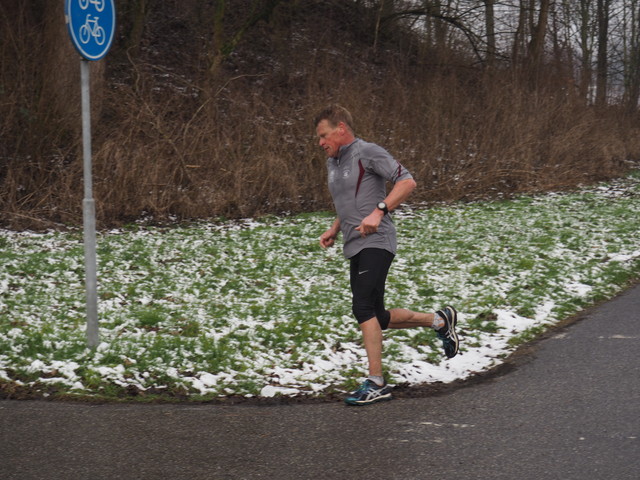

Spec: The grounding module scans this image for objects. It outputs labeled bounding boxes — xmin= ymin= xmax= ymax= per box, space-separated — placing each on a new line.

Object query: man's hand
xmin=356 ymin=209 xmax=384 ymax=237
xmin=321 ymin=218 xmax=341 ymax=248
xmin=320 ymin=229 xmax=337 ymax=249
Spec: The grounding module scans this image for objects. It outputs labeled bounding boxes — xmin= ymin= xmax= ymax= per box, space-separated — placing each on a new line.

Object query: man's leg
xmin=349 ymin=249 xmax=394 ymax=379
xmin=359 ymin=317 xmax=384 ymax=377
xmin=388 ymin=307 xmax=459 ymax=359
xmin=345 ymin=315 xmax=392 ymax=406
xmin=361 ymin=309 xmax=442 ymax=376
xmin=387 ymin=308 xmax=442 ymax=329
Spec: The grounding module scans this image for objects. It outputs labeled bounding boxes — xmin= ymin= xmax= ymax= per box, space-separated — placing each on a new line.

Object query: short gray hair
xmin=314 ymin=104 xmax=354 ymax=133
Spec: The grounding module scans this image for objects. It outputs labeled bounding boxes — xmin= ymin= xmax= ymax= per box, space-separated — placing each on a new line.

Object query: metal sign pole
xmin=81 ymin=59 xmax=99 ymax=349
xmin=65 ymin=0 xmax=115 ymax=349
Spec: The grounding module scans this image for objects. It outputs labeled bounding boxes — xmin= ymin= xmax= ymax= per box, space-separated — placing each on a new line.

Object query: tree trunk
xmin=124 ymin=0 xmax=150 ymax=58
xmin=595 ymin=0 xmax=611 ymax=107
xmin=625 ymin=1 xmax=640 ymax=112
xmin=578 ymin=0 xmax=594 ymax=101
xmin=209 ymin=0 xmax=226 ymax=75
xmin=484 ymin=0 xmax=496 ymax=67
xmin=512 ymin=0 xmax=528 ymax=62
xmin=528 ymin=0 xmax=551 ymax=70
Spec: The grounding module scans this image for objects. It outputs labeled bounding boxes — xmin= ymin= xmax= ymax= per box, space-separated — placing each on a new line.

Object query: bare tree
xmin=484 ymin=0 xmax=496 ymax=67
xmin=121 ymin=0 xmax=152 ymax=58
xmin=380 ymin=0 xmax=484 ymax=63
xmin=623 ymin=0 xmax=640 ymax=111
xmin=575 ymin=0 xmax=597 ymax=100
xmin=595 ymin=0 xmax=612 ymax=105
xmin=528 ymin=0 xmax=552 ymax=71
xmin=208 ymin=0 xmax=283 ymax=75
xmin=513 ymin=0 xmax=532 ymax=62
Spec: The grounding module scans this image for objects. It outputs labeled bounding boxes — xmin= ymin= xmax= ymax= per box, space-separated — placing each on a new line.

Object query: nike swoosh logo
xmin=358 ymin=270 xmax=369 ymax=275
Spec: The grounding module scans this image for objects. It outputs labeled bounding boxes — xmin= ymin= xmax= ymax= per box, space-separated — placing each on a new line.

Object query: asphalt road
xmin=1 ymin=283 xmax=639 ymax=480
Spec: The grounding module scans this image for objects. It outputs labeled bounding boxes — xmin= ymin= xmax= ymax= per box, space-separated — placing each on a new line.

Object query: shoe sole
xmin=445 ymin=305 xmax=459 ymax=358
xmin=345 ymin=393 xmax=393 ymax=406
xmin=446 ymin=305 xmax=458 ymax=329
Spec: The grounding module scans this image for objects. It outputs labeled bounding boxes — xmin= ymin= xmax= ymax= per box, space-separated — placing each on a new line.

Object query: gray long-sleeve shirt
xmin=327 ymin=138 xmax=414 ymax=258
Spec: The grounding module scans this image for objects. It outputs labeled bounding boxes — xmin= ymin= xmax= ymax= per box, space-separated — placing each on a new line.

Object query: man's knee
xmin=352 ymin=303 xmax=390 ymax=330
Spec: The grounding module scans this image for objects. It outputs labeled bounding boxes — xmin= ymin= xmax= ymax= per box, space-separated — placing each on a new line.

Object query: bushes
xmin=1 ymin=0 xmax=639 ymax=230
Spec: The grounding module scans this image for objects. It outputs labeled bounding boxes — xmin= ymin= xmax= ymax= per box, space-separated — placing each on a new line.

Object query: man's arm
xmin=380 ymin=178 xmax=417 ymax=212
xmin=320 ymin=217 xmax=341 ymax=249
xmin=356 ymin=178 xmax=417 ymax=236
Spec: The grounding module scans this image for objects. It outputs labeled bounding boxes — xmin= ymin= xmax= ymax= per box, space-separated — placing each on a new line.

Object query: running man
xmin=314 ymin=104 xmax=459 ymax=406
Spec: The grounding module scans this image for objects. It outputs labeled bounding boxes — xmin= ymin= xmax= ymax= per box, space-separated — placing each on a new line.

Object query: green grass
xmin=1 ymin=175 xmax=640 ymax=400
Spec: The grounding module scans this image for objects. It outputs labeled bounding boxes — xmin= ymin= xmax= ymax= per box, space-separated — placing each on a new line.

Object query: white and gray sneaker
xmin=344 ymin=379 xmax=392 ymax=406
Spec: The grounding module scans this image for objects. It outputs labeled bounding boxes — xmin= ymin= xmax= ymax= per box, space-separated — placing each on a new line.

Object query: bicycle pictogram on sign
xmin=65 ymin=0 xmax=115 ymax=61
xmin=79 ymin=15 xmax=105 ymax=45
xmin=79 ymin=0 xmax=105 ymax=12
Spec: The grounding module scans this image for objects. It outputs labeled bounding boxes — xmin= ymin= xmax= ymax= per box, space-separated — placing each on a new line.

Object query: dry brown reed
xmin=2 ymin=1 xmax=639 ymax=230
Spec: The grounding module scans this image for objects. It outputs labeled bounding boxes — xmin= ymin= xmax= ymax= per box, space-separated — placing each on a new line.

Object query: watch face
xmin=378 ymin=202 xmax=386 ymax=209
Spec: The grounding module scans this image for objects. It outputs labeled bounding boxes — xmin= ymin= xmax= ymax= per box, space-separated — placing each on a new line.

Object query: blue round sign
xmin=65 ymin=0 xmax=116 ymax=61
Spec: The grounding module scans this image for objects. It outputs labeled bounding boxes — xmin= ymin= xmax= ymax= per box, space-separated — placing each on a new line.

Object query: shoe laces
xmin=354 ymin=379 xmax=377 ymax=394
xmin=437 ymin=326 xmax=452 ymax=340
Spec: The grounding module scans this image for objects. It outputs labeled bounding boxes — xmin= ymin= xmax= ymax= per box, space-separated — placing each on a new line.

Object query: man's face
xmin=316 ymin=119 xmax=346 ymax=158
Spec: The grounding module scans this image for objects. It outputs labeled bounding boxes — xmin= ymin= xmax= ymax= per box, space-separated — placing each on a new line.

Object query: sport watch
xmin=376 ymin=201 xmax=389 ymax=215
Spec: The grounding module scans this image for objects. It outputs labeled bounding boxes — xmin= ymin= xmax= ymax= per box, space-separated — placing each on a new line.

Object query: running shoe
xmin=435 ymin=306 xmax=459 ymax=359
xmin=344 ymin=379 xmax=392 ymax=406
